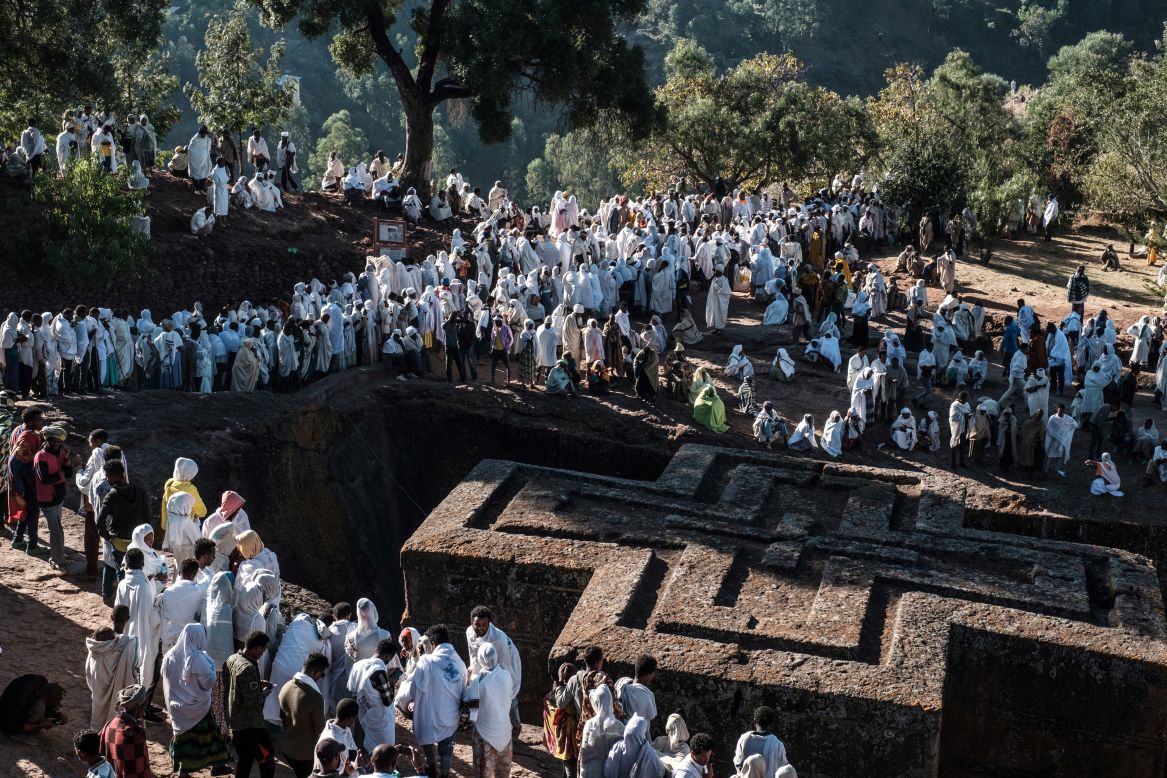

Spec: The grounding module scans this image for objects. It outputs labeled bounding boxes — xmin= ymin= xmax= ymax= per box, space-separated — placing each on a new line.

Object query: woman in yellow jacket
xmin=160 ymin=457 xmax=206 ymax=533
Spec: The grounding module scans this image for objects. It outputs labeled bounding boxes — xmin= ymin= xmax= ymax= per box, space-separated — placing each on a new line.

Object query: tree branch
xmin=416 ymin=0 xmax=452 ymax=94
xmin=366 ymin=6 xmax=417 ymax=100
xmin=432 ymin=78 xmax=474 ymax=102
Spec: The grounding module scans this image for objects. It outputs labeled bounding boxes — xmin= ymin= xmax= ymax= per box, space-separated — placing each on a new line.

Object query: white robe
xmin=85 ymin=634 xmax=138 ymax=729
xmin=706 ymin=276 xmax=731 ymax=329
xmin=115 ymin=569 xmax=161 ymax=687
xmin=263 ymin=615 xmax=331 ymax=724
xmin=211 ymin=165 xmax=231 ymax=216
xmin=187 ymin=133 xmax=213 ymax=180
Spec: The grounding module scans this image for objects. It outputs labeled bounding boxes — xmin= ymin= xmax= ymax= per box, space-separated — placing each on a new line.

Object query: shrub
xmin=33 ymin=156 xmax=150 ymax=283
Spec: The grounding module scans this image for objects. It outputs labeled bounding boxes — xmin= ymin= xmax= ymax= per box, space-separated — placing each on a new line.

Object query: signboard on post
xmin=373 ymin=218 xmax=407 ymax=260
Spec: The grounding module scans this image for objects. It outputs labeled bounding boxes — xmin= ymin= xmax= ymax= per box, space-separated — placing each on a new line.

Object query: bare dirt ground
xmin=0 ymin=223 xmax=1163 ymax=776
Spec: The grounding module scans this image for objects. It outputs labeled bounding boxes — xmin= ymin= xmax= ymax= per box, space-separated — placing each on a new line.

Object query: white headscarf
xmin=161 ymin=623 xmax=215 ymax=733
xmin=604 ymin=714 xmax=665 ymax=778
xmin=128 ymin=523 xmax=164 ymax=579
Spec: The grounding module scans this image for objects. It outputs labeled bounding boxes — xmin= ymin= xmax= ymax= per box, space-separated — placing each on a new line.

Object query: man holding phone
xmin=225 ymin=631 xmax=276 ymax=778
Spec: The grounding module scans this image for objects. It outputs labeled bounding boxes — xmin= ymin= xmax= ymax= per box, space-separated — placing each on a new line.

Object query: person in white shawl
xmin=650 ymin=259 xmax=676 ymax=318
xmin=115 ymin=549 xmax=162 ymax=689
xmin=345 ymin=597 xmax=391 ymax=661
xmin=402 ymin=187 xmax=423 ymax=222
xmin=211 ymin=157 xmax=231 ymax=220
xmin=394 ymin=628 xmax=468 ymax=765
xmin=1024 ymin=368 xmax=1050 ymax=419
xmin=725 ymin=345 xmax=754 ymax=380
xmin=1087 ymin=453 xmax=1123 ymax=496
xmin=263 ymin=613 xmax=332 ymax=724
xmin=652 ymin=713 xmax=691 ymax=771
xmin=187 ymin=126 xmax=213 ymax=185
xmin=249 ymin=172 xmax=273 ymax=211
xmin=127 ymin=523 xmax=167 ymax=596
xmin=236 ymin=529 xmax=280 ymax=604
xmin=763 ymin=286 xmax=788 ymax=325
xmin=1045 ymin=405 xmax=1078 ymax=476
xmin=582 ymin=685 xmax=626 ymax=778
xmin=462 ymin=643 xmax=514 ymax=774
xmin=891 ymin=408 xmax=918 ymax=450
xmin=604 ymin=714 xmax=665 ymax=778
xmin=321 ymin=151 xmax=345 ymax=191
xmin=771 ymin=348 xmax=795 ymax=382
xmin=706 ymin=268 xmax=731 ymax=332
xmin=821 ymin=410 xmax=845 ymax=457
xmin=810 ymin=332 xmax=842 ymax=371
xmin=85 ymin=628 xmax=138 ymax=729
xmin=201 ymin=571 xmax=235 ymax=668
xmin=191 ymin=206 xmax=215 ymax=236
xmin=56 ymin=126 xmax=77 ymax=172
xmin=161 ymin=492 xmax=201 ymax=574
xmin=161 ymin=623 xmax=218 ymax=739
xmin=850 ymin=366 xmax=875 ymax=423
xmin=1081 ymin=363 xmax=1108 ymax=416
xmin=127 ymin=160 xmax=149 ymax=190
xmin=466 ymin=611 xmax=522 ymax=736
xmin=846 ymin=349 xmax=870 ymax=391
xmin=157 ymin=556 xmax=206 ymax=654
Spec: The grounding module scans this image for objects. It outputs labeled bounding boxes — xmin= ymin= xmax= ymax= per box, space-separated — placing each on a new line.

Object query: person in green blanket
xmin=693 ymin=385 xmax=729 ymax=433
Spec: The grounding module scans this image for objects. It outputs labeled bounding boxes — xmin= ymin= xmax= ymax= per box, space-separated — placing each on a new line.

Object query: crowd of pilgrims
xmin=1 ymin=166 xmax=1166 ymax=776
xmin=0 ymin=411 xmax=800 ymax=778
xmin=3 ymin=167 xmax=1167 ymax=489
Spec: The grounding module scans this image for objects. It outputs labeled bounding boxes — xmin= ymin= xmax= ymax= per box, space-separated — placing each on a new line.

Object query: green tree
xmin=0 ymin=0 xmax=169 ymax=140
xmin=250 ymin=0 xmax=653 ymax=198
xmin=1083 ymin=41 xmax=1167 ymax=219
xmin=1019 ymin=31 xmax=1133 ymax=205
xmin=617 ymin=43 xmax=872 ymax=192
xmin=184 ymin=7 xmax=293 ymax=155
xmin=109 ymin=48 xmax=183 ymax=142
xmin=34 ymin=157 xmax=150 ymax=283
xmin=538 ymin=129 xmax=623 ymax=211
xmin=306 ymin=110 xmax=370 ymax=191
xmin=525 ymin=158 xmax=554 ymax=208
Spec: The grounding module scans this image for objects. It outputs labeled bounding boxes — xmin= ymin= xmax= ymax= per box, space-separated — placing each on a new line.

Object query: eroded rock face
xmin=401 ymin=445 xmax=1167 ymax=777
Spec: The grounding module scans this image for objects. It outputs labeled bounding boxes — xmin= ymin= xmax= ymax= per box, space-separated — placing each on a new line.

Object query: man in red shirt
xmin=33 ymin=425 xmax=72 ymax=570
xmin=99 ymin=685 xmax=153 ymax=778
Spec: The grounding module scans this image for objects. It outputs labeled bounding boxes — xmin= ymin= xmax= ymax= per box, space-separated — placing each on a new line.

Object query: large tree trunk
xmin=401 ymin=101 xmax=435 ymax=200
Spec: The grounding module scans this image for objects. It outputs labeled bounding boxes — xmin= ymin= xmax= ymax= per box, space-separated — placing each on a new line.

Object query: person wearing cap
xmin=34 ymin=425 xmax=72 ymax=569
xmin=275 ymin=131 xmax=299 ymax=192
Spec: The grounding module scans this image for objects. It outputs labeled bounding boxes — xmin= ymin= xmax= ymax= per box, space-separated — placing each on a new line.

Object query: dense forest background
xmin=159 ymin=0 xmax=1161 ymax=203
xmin=3 ymin=0 xmax=1165 ymax=279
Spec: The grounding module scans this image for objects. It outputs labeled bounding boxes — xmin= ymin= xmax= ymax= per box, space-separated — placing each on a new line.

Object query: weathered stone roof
xmin=402 ymin=445 xmax=1167 ymax=776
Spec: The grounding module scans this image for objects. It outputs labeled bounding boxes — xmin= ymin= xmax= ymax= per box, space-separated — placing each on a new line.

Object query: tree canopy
xmin=0 ymin=0 xmax=169 ymax=139
xmin=248 ymin=0 xmax=654 ymax=195
xmin=185 ymin=7 xmax=293 ymax=145
xmin=617 ymin=43 xmax=873 ymax=192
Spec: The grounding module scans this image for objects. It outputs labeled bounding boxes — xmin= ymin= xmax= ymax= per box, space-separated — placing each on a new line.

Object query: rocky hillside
xmin=0 ymin=172 xmax=459 ymax=317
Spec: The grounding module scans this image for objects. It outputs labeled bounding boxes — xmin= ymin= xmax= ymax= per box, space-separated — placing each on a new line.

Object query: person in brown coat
xmin=278 ymin=653 xmax=329 ymax=778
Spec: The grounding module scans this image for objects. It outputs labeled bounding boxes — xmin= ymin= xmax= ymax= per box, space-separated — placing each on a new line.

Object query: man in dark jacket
xmin=279 ymin=653 xmax=329 ymax=778
xmin=96 ymin=459 xmax=150 ymax=603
